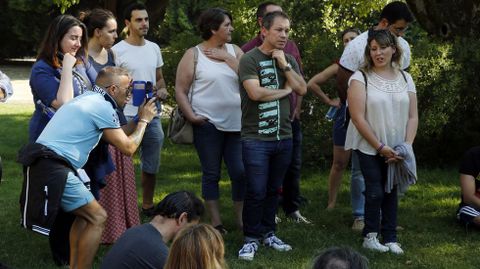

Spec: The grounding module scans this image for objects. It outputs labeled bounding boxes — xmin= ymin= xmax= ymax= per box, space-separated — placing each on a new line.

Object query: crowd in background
xmin=1 ymin=1 xmax=479 ymax=269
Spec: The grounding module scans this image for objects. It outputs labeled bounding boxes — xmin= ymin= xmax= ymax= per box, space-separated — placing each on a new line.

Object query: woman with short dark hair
xmin=175 ymin=8 xmax=245 ymax=234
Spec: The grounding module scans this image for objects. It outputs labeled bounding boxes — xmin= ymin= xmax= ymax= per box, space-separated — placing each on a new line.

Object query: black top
xmin=101 ymin=223 xmax=168 ymax=269
xmin=459 ymin=146 xmax=480 ymax=207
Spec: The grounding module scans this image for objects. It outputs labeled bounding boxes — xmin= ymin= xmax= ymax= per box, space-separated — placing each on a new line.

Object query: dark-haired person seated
xmin=100 ymin=191 xmax=205 ymax=269
xmin=457 ymin=147 xmax=480 ymax=228
xmin=312 ymin=247 xmax=368 ymax=269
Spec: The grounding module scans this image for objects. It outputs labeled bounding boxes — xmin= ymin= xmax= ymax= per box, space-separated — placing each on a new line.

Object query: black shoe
xmin=299 ymin=195 xmax=309 ymax=206
xmin=214 ymin=224 xmax=228 ymax=235
xmin=141 ymin=206 xmax=155 ymax=217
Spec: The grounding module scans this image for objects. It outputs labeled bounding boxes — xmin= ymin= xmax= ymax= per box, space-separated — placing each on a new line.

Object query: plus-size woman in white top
xmin=175 ymin=8 xmax=244 ymax=234
xmin=345 ymin=30 xmax=418 ymax=254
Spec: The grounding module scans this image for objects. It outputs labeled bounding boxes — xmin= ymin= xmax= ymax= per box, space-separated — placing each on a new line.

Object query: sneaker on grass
xmin=263 ymin=234 xmax=292 ymax=251
xmin=385 ymin=242 xmax=404 ymax=254
xmin=238 ymin=241 xmax=258 ymax=261
xmin=362 ymin=232 xmax=389 ymax=252
xmin=351 ymin=218 xmax=365 ymax=232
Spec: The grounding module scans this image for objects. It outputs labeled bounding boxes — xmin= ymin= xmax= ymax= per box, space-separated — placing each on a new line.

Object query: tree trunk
xmin=406 ymin=0 xmax=480 ymax=38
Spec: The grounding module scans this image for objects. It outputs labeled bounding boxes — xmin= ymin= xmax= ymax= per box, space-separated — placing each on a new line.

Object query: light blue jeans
xmin=350 ymin=151 xmax=365 ymax=219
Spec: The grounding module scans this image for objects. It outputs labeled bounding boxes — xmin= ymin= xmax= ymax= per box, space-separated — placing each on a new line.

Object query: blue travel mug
xmin=132 ymin=81 xmax=146 ymax=106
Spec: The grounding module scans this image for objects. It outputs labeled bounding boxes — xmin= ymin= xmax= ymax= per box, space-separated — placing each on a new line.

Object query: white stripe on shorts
xmin=459 ymin=205 xmax=480 ymax=217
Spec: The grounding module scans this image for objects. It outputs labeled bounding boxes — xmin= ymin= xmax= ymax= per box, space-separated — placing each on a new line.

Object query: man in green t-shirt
xmin=237 ymin=11 xmax=307 ymax=261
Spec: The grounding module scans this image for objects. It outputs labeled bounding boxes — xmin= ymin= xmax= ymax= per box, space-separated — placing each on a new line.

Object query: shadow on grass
xmin=0 ymin=105 xmax=478 ymax=269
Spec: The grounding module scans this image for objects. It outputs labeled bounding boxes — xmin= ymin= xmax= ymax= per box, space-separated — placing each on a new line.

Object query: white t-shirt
xmin=344 ymin=70 xmax=416 ymax=155
xmin=112 ymin=40 xmax=164 ymax=116
xmin=190 ymin=44 xmax=241 ymax=131
xmin=339 ymin=30 xmax=411 ymax=72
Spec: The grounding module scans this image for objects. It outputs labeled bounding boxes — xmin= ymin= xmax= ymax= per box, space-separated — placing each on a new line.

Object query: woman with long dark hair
xmin=81 ymin=8 xmax=141 ymax=244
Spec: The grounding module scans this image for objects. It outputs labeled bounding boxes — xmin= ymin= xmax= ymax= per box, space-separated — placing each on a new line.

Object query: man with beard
xmin=113 ymin=2 xmax=169 ymax=216
xmin=19 ymin=66 xmax=157 ymax=269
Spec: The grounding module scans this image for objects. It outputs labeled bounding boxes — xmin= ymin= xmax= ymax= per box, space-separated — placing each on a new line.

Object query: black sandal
xmin=214 ymin=224 xmax=228 ymax=235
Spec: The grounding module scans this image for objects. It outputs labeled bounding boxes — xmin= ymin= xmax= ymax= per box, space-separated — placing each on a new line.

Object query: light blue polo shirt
xmin=37 ymin=91 xmax=120 ymax=169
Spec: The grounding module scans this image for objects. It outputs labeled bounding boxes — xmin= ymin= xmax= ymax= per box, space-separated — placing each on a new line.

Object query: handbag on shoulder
xmin=168 ymin=47 xmax=199 ymax=144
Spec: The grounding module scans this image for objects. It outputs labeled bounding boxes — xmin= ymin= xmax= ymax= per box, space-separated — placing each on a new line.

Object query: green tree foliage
xmin=3 ymin=0 xmax=479 ymax=166
xmin=53 ymin=0 xmax=80 ymax=13
xmin=0 ymin=0 xmax=60 ymax=58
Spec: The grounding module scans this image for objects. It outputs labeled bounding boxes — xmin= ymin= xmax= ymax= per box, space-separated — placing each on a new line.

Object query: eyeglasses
xmin=389 ymin=25 xmax=408 ymax=35
xmin=107 ymin=84 xmax=133 ymax=96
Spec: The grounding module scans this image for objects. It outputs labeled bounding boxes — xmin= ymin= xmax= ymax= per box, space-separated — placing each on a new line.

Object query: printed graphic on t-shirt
xmin=257 ymin=59 xmax=280 ymax=135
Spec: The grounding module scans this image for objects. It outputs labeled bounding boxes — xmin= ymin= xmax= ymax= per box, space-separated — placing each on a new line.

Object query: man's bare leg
xmin=70 ymin=200 xmax=107 ymax=269
xmin=142 ymin=171 xmax=156 ymax=210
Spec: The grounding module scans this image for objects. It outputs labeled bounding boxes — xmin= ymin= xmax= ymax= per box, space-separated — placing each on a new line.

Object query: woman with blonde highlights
xmin=345 ymin=29 xmax=418 ymax=254
xmin=164 ymin=223 xmax=227 ymax=269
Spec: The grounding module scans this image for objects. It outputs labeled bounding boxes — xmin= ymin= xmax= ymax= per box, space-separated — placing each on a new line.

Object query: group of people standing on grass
xmin=22 ymin=0 xmax=480 ymax=268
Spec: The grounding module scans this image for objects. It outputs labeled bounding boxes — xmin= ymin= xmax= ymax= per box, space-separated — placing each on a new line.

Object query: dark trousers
xmin=281 ymin=119 xmax=302 ymax=214
xmin=193 ymin=122 xmax=245 ymax=201
xmin=357 ymin=150 xmax=398 ymax=243
xmin=242 ymin=139 xmax=293 ymax=240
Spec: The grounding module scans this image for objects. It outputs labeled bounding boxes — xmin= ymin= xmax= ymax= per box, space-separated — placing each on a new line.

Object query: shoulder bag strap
xmin=188 ymin=47 xmax=199 ymax=104
xmin=399 ymin=69 xmax=407 ymax=83
xmin=360 ymin=70 xmax=368 ymax=112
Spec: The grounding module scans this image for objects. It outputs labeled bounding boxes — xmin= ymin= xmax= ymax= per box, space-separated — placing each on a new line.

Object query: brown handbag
xmin=168 ymin=47 xmax=198 ymax=144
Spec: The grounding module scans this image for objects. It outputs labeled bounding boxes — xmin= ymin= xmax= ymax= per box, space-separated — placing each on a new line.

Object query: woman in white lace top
xmin=345 ymin=29 xmax=418 ymax=255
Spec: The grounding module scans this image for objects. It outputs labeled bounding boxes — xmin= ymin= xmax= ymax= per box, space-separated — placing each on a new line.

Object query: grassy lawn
xmin=0 ymin=103 xmax=478 ymax=269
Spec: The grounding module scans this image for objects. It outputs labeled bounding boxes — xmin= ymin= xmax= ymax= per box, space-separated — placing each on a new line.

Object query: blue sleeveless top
xmin=88 ymin=49 xmax=116 ymax=73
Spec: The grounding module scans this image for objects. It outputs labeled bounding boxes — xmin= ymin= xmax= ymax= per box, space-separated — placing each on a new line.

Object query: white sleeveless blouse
xmin=190 ymin=44 xmax=241 ymax=131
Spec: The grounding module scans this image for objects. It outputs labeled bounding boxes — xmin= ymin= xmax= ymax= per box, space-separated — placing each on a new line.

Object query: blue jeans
xmin=193 ymin=122 xmax=245 ymax=201
xmin=351 ymin=151 xmax=365 ymax=219
xmin=356 ymin=151 xmax=398 ymax=243
xmin=282 ymin=119 xmax=302 ymax=214
xmin=242 ymin=138 xmax=293 ymax=240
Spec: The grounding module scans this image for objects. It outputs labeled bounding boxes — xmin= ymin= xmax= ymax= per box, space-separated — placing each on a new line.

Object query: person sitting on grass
xmin=164 ymin=223 xmax=226 ymax=269
xmin=457 ymin=146 xmax=480 ymax=228
xmin=312 ymin=246 xmax=368 ymax=269
xmin=100 ymin=191 xmax=205 ymax=269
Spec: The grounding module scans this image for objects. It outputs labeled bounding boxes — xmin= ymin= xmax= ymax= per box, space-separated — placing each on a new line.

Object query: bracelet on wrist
xmin=133 ymin=115 xmax=140 ymax=124
xmin=139 ymin=119 xmax=150 ymax=124
xmin=376 ymin=142 xmax=385 ymax=152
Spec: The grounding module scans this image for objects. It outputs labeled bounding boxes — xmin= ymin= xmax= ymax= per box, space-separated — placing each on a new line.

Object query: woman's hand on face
xmin=62 ymin=53 xmax=77 ymax=69
xmin=203 ymin=48 xmax=230 ymax=61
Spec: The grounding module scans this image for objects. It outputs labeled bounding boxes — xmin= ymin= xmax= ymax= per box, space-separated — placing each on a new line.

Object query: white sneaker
xmin=263 ymin=234 xmax=292 ymax=251
xmin=385 ymin=242 xmax=404 ymax=254
xmin=362 ymin=232 xmax=389 ymax=252
xmin=238 ymin=241 xmax=258 ymax=261
xmin=275 ymin=215 xmax=282 ymax=224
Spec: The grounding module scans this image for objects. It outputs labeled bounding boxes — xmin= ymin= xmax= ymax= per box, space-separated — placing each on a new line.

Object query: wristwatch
xmin=283 ymin=63 xmax=292 ymax=72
